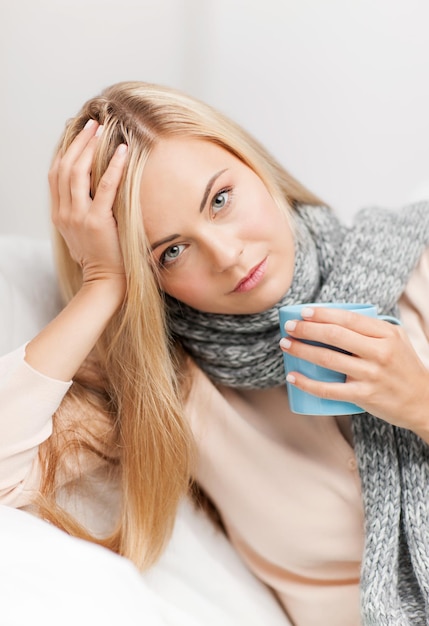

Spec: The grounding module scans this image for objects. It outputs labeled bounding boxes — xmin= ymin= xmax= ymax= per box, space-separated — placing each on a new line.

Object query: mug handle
xmin=378 ymin=314 xmax=401 ymax=326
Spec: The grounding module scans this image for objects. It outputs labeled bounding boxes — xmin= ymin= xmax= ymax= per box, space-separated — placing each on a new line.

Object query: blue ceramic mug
xmin=278 ymin=302 xmax=401 ymax=416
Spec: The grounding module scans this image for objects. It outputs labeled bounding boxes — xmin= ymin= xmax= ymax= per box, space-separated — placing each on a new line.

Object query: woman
xmin=2 ymin=81 xmax=429 ymax=626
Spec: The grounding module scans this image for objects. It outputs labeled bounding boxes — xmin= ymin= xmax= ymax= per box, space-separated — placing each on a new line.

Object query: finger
xmin=90 ymin=143 xmax=128 ymax=218
xmin=285 ymin=370 xmax=361 ymax=404
xmin=48 ymin=151 xmax=61 ymax=224
xmin=69 ymin=125 xmax=105 ymax=211
xmin=282 ymin=316 xmax=401 ymax=361
xmin=300 ymin=306 xmax=393 ymax=338
xmin=280 ymin=335 xmax=364 ymax=378
xmin=57 ymin=119 xmax=99 ymax=208
xmin=60 ymin=118 xmax=99 ymax=165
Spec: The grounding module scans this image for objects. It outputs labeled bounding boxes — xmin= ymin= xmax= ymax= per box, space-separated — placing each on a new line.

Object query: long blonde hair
xmin=39 ymin=81 xmax=322 ymax=570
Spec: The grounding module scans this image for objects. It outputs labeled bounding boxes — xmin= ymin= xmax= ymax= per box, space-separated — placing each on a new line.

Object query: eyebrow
xmin=151 ymin=168 xmax=228 ymax=251
xmin=151 ymin=233 xmax=180 ymax=252
xmin=199 ymin=169 xmax=227 ymax=212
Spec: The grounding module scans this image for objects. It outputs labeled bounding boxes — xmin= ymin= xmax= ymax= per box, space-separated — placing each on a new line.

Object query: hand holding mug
xmin=279 ymin=303 xmax=429 ymax=432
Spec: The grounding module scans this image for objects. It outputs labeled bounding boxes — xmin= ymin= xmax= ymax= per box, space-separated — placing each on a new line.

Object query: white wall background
xmin=1 ymin=0 xmax=429 ymax=238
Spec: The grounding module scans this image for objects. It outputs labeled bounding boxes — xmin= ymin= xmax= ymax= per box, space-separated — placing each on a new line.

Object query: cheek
xmin=160 ymin=272 xmax=209 ymax=305
xmin=247 ymin=188 xmax=285 ymax=230
xmin=252 ymin=202 xmax=292 ymax=244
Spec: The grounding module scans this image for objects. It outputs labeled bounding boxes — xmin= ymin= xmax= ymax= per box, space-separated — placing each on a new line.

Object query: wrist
xmin=80 ymin=274 xmax=126 ymax=310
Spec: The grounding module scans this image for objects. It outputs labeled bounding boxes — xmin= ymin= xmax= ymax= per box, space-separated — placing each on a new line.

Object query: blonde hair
xmin=40 ymin=81 xmax=322 ymax=570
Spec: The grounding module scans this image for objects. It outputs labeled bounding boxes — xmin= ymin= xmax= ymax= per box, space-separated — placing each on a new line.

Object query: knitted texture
xmin=167 ymin=203 xmax=428 ymax=388
xmin=167 ymin=202 xmax=429 ymax=624
xmin=166 ymin=205 xmax=343 ymax=389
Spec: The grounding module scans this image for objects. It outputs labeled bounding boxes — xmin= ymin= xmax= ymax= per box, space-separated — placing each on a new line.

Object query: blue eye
xmin=211 ymin=189 xmax=229 ymax=213
xmin=160 ymin=243 xmax=186 ymax=266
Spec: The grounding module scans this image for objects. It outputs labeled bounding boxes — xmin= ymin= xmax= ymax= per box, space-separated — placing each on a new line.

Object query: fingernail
xmin=95 ymin=124 xmax=104 ymax=137
xmin=84 ymin=119 xmax=95 ymax=130
xmin=286 ymin=374 xmax=296 ymax=384
xmin=285 ymin=320 xmax=296 ymax=332
xmin=117 ymin=143 xmax=128 ymax=156
xmin=280 ymin=338 xmax=291 ymax=350
xmin=302 ymin=307 xmax=314 ymax=318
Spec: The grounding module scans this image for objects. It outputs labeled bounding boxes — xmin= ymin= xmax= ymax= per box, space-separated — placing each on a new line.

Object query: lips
xmin=233 ymin=258 xmax=267 ymax=293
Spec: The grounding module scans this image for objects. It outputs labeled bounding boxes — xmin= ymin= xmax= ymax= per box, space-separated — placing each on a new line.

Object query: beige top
xmin=183 ymin=246 xmax=429 ymax=626
xmin=1 ymin=247 xmax=429 ymax=626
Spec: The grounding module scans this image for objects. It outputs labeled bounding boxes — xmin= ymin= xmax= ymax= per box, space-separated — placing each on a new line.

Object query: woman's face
xmin=140 ymin=137 xmax=295 ymax=314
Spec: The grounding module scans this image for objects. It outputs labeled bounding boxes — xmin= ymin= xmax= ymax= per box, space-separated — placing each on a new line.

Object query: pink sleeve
xmin=0 ymin=344 xmax=72 ymax=506
xmin=399 ymin=246 xmax=429 ymax=367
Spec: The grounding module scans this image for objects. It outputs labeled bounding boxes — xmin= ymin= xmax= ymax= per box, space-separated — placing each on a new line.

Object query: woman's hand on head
xmin=279 ymin=306 xmax=429 ymax=437
xmin=25 ymin=125 xmax=129 ymax=382
xmin=49 ymin=120 xmax=128 ymax=292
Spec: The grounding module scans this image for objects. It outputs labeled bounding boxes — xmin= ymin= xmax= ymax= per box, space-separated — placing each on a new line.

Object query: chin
xmin=255 ymin=283 xmax=290 ymax=312
xmin=240 ymin=295 xmax=283 ymax=315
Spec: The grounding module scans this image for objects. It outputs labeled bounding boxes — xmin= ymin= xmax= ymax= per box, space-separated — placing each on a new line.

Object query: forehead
xmin=142 ymin=137 xmax=240 ymax=183
xmin=140 ymin=137 xmax=238 ymax=200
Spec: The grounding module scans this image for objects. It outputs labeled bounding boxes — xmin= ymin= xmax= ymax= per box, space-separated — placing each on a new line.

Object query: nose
xmin=203 ymin=231 xmax=243 ymax=272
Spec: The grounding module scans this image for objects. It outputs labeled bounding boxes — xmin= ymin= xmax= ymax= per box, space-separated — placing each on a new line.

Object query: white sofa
xmin=0 ymin=235 xmax=291 ymax=626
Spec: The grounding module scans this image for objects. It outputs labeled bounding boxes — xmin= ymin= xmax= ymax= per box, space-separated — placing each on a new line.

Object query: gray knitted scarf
xmin=167 ymin=202 xmax=429 ymax=625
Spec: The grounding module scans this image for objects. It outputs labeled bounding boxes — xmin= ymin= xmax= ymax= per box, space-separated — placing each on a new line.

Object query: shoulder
xmin=405 ymin=244 xmax=429 ymax=289
xmin=400 ymin=244 xmax=429 ymax=367
xmin=183 ymin=359 xmax=239 ymax=433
